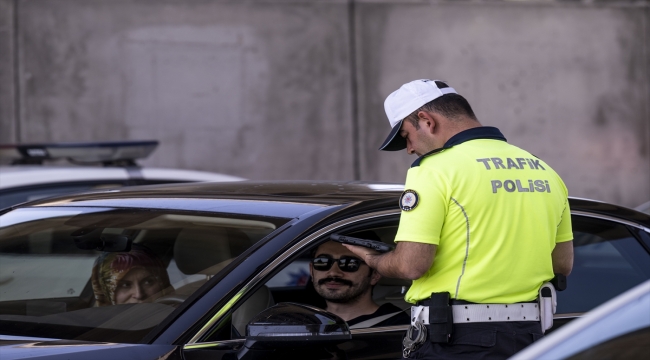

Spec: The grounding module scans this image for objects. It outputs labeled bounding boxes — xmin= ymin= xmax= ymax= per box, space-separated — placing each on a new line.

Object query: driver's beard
xmin=316 ymin=275 xmax=372 ymax=304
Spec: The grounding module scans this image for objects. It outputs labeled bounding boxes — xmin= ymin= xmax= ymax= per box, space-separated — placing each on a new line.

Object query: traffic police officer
xmin=342 ymin=79 xmax=574 ymax=359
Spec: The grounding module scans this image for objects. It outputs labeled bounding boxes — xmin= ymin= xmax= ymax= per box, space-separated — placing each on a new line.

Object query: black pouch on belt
xmin=428 ymin=292 xmax=453 ymax=343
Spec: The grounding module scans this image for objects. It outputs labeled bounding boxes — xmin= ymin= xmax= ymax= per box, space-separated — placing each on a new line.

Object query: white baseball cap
xmin=379 ymin=79 xmax=457 ymax=151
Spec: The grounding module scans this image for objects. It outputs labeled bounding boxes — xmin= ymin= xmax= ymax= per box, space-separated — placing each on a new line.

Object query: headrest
xmin=174 ymin=227 xmax=251 ymax=275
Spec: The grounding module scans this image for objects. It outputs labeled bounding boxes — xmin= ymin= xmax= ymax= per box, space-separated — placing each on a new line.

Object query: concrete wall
xmin=1 ymin=0 xmax=649 ymax=208
xmin=356 ymin=1 xmax=650 ymax=208
xmin=11 ymin=0 xmax=354 ymax=180
xmin=0 ymin=0 xmax=14 ymax=143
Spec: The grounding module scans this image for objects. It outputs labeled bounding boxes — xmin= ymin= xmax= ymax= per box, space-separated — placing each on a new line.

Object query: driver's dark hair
xmin=404 ymin=81 xmax=477 ymax=128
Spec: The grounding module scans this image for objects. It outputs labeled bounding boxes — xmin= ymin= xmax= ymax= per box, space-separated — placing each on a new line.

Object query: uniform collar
xmin=411 ymin=126 xmax=507 ymax=167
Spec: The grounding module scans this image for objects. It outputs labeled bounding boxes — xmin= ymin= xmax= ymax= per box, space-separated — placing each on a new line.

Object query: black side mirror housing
xmin=237 ymin=302 xmax=351 ymax=360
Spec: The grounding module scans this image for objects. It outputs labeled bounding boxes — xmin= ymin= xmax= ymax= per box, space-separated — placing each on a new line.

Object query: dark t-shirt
xmin=346 ymin=303 xmax=410 ymax=328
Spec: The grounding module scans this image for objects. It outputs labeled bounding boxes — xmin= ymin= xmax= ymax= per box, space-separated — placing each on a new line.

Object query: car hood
xmin=0 ymin=336 xmax=176 ymax=360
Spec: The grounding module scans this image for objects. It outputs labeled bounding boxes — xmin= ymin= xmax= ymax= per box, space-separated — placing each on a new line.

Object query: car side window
xmin=220 ymin=222 xmax=411 ymax=341
xmin=0 ymin=208 xmax=283 ymax=343
xmin=556 ymin=216 xmax=650 ymax=314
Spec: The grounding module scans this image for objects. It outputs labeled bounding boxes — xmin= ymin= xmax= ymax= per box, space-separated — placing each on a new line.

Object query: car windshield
xmin=0 ymin=207 xmax=289 ymax=343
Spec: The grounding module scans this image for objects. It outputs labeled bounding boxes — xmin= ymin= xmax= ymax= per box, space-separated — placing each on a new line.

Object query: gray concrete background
xmin=1 ymin=0 xmax=649 ymax=208
xmin=356 ymin=1 xmax=650 ymax=208
xmin=0 ymin=0 xmax=14 ymax=143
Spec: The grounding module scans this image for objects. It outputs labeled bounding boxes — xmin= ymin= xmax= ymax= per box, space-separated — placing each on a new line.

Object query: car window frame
xmin=629 ymin=226 xmax=650 ymax=253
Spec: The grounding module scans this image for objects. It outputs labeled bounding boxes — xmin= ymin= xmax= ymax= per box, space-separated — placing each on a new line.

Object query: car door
xmin=552 ymin=212 xmax=650 ymax=330
xmin=182 ymin=210 xmax=407 ymax=360
xmin=180 ymin=209 xmax=650 ymax=358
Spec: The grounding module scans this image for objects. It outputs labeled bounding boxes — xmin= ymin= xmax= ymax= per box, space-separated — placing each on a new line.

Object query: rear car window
xmin=0 ymin=207 xmax=289 ymax=343
xmin=557 ymin=216 xmax=650 ymax=313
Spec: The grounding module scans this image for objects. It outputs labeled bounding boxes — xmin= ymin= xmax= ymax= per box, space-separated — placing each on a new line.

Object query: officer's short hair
xmin=404 ymin=81 xmax=477 ymax=128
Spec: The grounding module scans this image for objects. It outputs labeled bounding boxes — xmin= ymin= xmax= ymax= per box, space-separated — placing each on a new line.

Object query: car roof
xmin=0 ymin=166 xmax=244 ymax=190
xmin=15 ymin=181 xmax=650 ymax=227
xmin=10 ymin=181 xmax=404 ymax=220
xmin=24 ymin=181 xmax=405 ymax=206
xmin=569 ymin=197 xmax=650 ymax=228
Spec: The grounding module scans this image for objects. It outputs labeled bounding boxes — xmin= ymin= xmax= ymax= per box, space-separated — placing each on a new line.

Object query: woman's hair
xmin=91 ymin=244 xmax=171 ymax=306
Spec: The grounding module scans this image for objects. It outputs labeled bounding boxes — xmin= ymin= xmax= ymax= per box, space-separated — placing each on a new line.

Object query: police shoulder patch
xmin=399 ymin=190 xmax=419 ymax=211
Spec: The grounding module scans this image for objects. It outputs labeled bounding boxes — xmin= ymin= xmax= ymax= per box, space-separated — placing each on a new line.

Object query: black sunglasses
xmin=312 ymin=255 xmax=364 ymax=272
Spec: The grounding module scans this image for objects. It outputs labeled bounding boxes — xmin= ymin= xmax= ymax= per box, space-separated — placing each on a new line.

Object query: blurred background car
xmin=511 ymin=279 xmax=650 ymax=360
xmin=0 ymin=181 xmax=648 ymax=359
xmin=0 ymin=140 xmax=244 ymax=209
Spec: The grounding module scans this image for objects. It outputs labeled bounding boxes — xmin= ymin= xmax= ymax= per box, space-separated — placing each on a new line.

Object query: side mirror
xmin=237 ymin=302 xmax=351 ymax=360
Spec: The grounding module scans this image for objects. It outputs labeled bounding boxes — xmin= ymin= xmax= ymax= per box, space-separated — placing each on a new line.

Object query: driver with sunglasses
xmin=309 ymin=240 xmax=410 ymax=328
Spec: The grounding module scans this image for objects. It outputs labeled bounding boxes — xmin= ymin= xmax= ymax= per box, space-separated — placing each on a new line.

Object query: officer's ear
xmin=417 ymin=111 xmax=437 ymax=134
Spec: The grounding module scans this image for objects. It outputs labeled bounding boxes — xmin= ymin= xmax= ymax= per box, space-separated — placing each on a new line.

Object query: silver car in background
xmin=511 ymin=280 xmax=650 ymax=359
xmin=0 ymin=140 xmax=243 ymax=209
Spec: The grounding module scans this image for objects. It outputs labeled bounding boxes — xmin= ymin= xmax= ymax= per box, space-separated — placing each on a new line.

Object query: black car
xmin=0 ymin=181 xmax=649 ymax=360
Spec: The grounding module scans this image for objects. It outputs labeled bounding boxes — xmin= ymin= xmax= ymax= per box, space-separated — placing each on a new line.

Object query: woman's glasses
xmin=312 ymin=255 xmax=364 ymax=272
